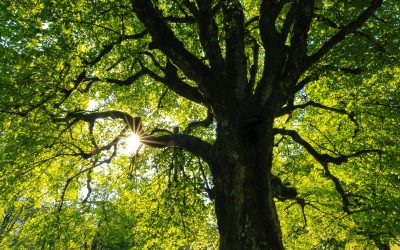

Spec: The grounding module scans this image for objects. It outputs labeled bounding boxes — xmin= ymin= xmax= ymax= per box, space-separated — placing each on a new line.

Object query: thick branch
xmin=141 ymin=134 xmax=212 ymax=163
xmin=130 ymin=0 xmax=212 ymax=89
xmin=256 ymin=0 xmax=288 ymax=105
xmin=287 ymin=0 xmax=314 ymax=74
xmin=222 ymin=1 xmax=248 ymax=99
xmin=54 ymin=110 xmax=212 ymax=163
xmin=248 ymin=39 xmax=260 ymax=89
xmin=281 ymin=1 xmax=297 ymax=40
xmin=196 ymin=0 xmax=225 ymax=71
xmin=159 ymin=60 xmax=206 ymax=104
xmin=259 ymin=0 xmax=285 ymax=52
xmin=307 ymin=0 xmax=383 ymax=66
xmin=88 ymin=60 xmax=205 ymax=105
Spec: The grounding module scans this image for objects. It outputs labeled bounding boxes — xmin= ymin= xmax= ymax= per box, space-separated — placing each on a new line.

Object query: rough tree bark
xmin=210 ymin=117 xmax=284 ymax=249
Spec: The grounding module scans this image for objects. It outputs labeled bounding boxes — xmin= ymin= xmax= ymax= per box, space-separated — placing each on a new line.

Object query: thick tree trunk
xmin=210 ymin=118 xmax=284 ymax=250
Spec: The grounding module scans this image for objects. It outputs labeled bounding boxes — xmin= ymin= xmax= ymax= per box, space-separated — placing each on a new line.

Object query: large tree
xmin=1 ymin=0 xmax=399 ymax=249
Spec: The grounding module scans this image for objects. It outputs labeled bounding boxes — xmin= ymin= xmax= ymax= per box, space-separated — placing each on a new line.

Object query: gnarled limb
xmin=272 ymin=175 xmax=298 ymax=201
xmin=85 ymin=57 xmax=205 ymax=105
xmin=277 ymin=100 xmax=360 ymax=136
xmin=158 ymin=60 xmax=206 ymax=105
xmin=274 ymin=128 xmax=381 ymax=165
xmin=130 ymin=0 xmax=212 ymax=90
xmin=274 ymin=128 xmax=382 ymax=213
xmin=53 ymin=110 xmax=212 ymax=163
xmin=183 ymin=109 xmax=213 ymax=134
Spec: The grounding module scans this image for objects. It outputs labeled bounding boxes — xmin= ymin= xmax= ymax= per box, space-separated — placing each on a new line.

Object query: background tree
xmin=0 ymin=0 xmax=399 ymax=249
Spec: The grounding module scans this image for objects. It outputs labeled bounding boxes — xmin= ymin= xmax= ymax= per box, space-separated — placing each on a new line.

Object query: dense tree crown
xmin=0 ymin=0 xmax=399 ymax=249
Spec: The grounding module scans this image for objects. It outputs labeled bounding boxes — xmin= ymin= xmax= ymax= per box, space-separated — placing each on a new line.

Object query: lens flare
xmin=122 ymin=133 xmax=141 ymax=155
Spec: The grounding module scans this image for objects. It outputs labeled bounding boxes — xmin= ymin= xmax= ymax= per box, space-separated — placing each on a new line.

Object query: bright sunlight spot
xmin=122 ymin=133 xmax=142 ymax=155
xmin=87 ymin=100 xmax=98 ymax=111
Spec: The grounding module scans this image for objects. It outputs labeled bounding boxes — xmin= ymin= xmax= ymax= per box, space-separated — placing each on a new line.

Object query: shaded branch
xmin=54 ymin=110 xmax=212 ymax=163
xmin=130 ymin=0 xmax=212 ymax=89
xmin=307 ymin=0 xmax=383 ymax=66
xmin=281 ymin=1 xmax=298 ymax=40
xmin=86 ymin=57 xmax=205 ymax=105
xmin=86 ymin=31 xmax=147 ymax=66
xmin=256 ymin=0 xmax=288 ymax=105
xmin=272 ymin=175 xmax=298 ymax=201
xmin=274 ymin=128 xmax=382 ymax=213
xmin=222 ymin=1 xmax=248 ymax=98
xmin=248 ymin=38 xmax=260 ymax=89
xmin=53 ymin=110 xmax=142 ymax=132
xmin=157 ymin=60 xmax=206 ymax=104
xmin=274 ymin=128 xmax=381 ymax=165
xmin=196 ymin=0 xmax=224 ymax=71
xmin=141 ymin=133 xmax=212 ymax=163
xmin=101 ymin=69 xmax=148 ymax=86
xmin=183 ymin=109 xmax=213 ymax=134
xmin=287 ymin=0 xmax=315 ymax=70
xmin=277 ymin=100 xmax=360 ymax=135
xmin=259 ymin=0 xmax=286 ymax=52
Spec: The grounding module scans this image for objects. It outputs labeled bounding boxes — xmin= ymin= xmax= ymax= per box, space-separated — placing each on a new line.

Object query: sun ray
xmin=121 ymin=133 xmax=142 ymax=155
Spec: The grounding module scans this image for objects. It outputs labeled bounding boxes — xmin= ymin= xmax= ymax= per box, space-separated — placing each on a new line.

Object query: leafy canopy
xmin=1 ymin=0 xmax=399 ymax=249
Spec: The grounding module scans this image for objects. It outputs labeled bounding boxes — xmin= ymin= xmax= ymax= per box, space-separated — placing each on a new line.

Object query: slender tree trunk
xmin=210 ymin=118 xmax=284 ymax=249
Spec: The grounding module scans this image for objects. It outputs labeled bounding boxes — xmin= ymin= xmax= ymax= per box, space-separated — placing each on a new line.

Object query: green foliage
xmin=1 ymin=0 xmax=399 ymax=249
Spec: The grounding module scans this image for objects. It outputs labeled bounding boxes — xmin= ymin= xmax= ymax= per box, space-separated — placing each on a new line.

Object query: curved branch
xmin=274 ymin=128 xmax=382 ymax=213
xmin=274 ymin=128 xmax=381 ymax=165
xmin=130 ymin=0 xmax=212 ymax=88
xmin=157 ymin=60 xmax=206 ymax=104
xmin=54 ymin=110 xmax=141 ymax=132
xmin=86 ymin=58 xmax=205 ymax=105
xmin=183 ymin=109 xmax=213 ymax=134
xmin=54 ymin=110 xmax=212 ymax=163
xmin=272 ymin=175 xmax=298 ymax=201
xmin=277 ymin=100 xmax=360 ymax=135
xmin=307 ymin=0 xmax=383 ymax=66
